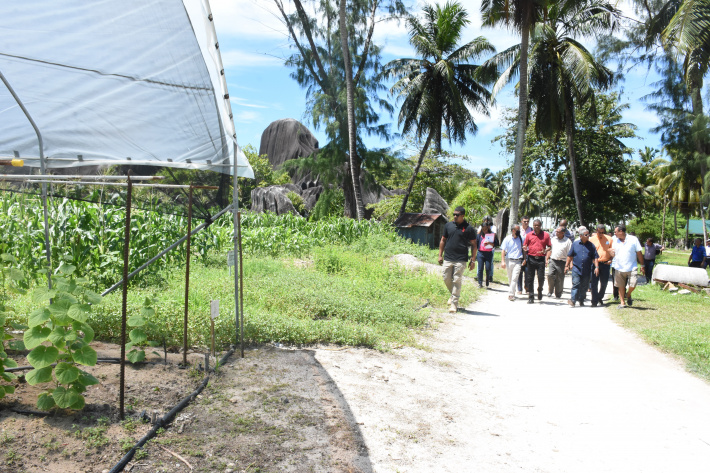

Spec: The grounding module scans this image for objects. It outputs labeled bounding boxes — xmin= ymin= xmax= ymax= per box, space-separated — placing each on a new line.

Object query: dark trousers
xmin=612 ymin=268 xmax=619 ymax=299
xmin=517 ymin=264 xmax=527 ymax=292
xmin=689 ymin=261 xmax=703 ymax=268
xmin=477 ymin=251 xmax=493 ymax=285
xmin=525 ymin=256 xmax=546 ymax=299
xmin=591 ymin=263 xmax=611 ymax=304
xmin=571 ymin=271 xmax=592 ymax=302
xmin=644 ymin=260 xmax=655 ymax=281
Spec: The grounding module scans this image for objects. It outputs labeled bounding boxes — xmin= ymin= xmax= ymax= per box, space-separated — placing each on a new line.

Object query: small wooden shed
xmin=393 ymin=213 xmax=448 ymax=248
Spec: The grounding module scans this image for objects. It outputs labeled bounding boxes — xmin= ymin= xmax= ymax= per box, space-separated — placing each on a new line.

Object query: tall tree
xmin=274 ymin=0 xmax=404 ymax=218
xmin=527 ymin=0 xmax=619 ymax=225
xmin=483 ymin=0 xmax=620 ymax=226
xmin=381 ymin=1 xmax=494 ymax=217
xmin=480 ymin=0 xmax=548 ymax=228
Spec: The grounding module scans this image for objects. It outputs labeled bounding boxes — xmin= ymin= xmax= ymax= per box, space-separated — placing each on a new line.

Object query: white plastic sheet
xmin=0 ymin=0 xmax=253 ymax=177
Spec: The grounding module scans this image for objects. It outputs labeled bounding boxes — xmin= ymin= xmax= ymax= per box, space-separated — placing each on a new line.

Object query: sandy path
xmin=313 ymin=261 xmax=710 ymax=473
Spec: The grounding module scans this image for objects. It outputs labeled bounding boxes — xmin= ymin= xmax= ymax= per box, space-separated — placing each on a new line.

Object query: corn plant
xmin=125 ymin=296 xmax=160 ymax=363
xmin=24 ymin=258 xmax=101 ymax=410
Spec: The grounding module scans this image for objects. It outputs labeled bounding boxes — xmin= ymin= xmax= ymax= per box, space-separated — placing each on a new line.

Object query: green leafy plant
xmin=0 ymin=253 xmax=30 ymax=399
xmin=125 ymin=296 xmax=160 ymax=363
xmin=24 ymin=257 xmax=101 ymax=410
xmin=286 ymin=191 xmax=306 ymax=216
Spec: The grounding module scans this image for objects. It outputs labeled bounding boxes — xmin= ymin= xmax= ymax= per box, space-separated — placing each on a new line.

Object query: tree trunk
xmin=700 ymin=202 xmax=708 ymax=248
xmin=343 ymin=166 xmax=356 ymax=218
xmin=564 ymin=102 xmax=585 ymax=226
xmin=685 ymin=211 xmax=690 ymax=249
xmin=398 ymin=132 xmax=434 ymax=217
xmin=339 ymin=0 xmax=365 ymax=220
xmin=510 ymin=18 xmax=531 ymax=228
xmin=661 ymin=197 xmax=667 ymax=246
xmin=687 ymin=60 xmax=708 ymax=245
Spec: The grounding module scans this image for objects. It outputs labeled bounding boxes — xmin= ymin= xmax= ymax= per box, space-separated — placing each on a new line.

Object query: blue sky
xmin=210 ymin=0 xmax=663 ymax=173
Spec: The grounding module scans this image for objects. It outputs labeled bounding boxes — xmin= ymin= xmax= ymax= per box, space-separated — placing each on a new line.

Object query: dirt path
xmin=313 ymin=259 xmax=710 ymax=473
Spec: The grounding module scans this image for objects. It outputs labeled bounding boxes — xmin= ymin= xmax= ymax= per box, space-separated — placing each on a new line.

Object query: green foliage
xmin=286 ymin=192 xmax=306 ymax=216
xmin=449 ymin=186 xmax=496 ymax=224
xmin=0 ymin=192 xmax=232 ymax=290
xmin=24 ymin=258 xmax=101 ymax=411
xmin=0 ymin=253 xmax=28 ymax=399
xmin=126 ymin=297 xmax=161 ymax=364
xmin=628 ymin=211 xmax=688 ymax=244
xmin=239 ymin=144 xmax=291 ymax=208
xmin=367 ymin=194 xmax=407 ymax=224
xmin=309 ymin=188 xmax=345 ymax=221
xmin=496 ymin=93 xmax=641 ymax=224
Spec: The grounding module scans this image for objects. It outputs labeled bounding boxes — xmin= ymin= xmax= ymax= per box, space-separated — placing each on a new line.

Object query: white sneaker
xmin=448 ymin=304 xmax=457 ymax=313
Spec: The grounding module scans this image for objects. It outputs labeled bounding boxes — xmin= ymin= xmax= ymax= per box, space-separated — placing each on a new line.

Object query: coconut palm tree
xmin=653 ymin=152 xmax=704 ymax=247
xmin=481 ymin=0 xmax=620 ymax=226
xmin=381 ymin=1 xmax=494 ymax=217
xmin=480 ymin=0 xmax=548 ymax=228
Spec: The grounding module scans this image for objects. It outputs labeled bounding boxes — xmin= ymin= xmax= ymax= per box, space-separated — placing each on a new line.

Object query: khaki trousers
xmin=442 ymin=260 xmax=466 ymax=306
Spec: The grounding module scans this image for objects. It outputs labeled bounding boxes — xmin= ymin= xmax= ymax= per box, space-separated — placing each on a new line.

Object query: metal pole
xmin=0 ymin=70 xmax=52 ymax=289
xmin=183 ymin=186 xmax=193 ymax=366
xmin=119 ymin=173 xmax=133 ymax=420
xmin=102 ymin=204 xmax=232 ymax=297
xmin=238 ymin=210 xmax=244 ymax=358
xmin=232 ymin=148 xmax=244 ymax=350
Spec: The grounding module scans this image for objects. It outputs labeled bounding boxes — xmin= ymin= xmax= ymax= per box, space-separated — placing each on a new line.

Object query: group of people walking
xmin=437 ymin=207 xmax=676 ymax=312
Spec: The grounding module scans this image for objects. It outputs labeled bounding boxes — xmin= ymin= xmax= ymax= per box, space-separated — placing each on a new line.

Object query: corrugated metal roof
xmin=393 ymin=213 xmax=447 ymax=228
xmin=686 ymin=219 xmax=710 ymax=235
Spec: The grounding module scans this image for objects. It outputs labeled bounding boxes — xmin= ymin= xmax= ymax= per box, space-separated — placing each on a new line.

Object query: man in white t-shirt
xmin=611 ymin=224 xmax=645 ymax=309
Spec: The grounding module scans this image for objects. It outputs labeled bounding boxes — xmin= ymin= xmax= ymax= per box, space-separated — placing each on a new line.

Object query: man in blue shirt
xmin=565 ymin=226 xmax=599 ymax=307
xmin=689 ymin=238 xmax=707 ymax=268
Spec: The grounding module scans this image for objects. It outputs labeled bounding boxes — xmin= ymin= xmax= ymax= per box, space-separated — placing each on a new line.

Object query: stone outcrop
xmin=421 ymin=187 xmax=449 ymax=215
xmin=250 ymin=185 xmax=302 ymax=215
xmin=259 ymin=119 xmax=319 ymax=168
xmin=301 ymin=186 xmax=323 ymax=211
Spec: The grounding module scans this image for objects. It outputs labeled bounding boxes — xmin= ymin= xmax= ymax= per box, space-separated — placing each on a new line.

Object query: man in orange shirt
xmin=589 ymin=224 xmax=613 ymax=307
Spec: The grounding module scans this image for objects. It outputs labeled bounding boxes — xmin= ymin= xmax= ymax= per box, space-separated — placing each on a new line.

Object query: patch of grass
xmin=119 ymin=437 xmax=135 ymax=452
xmin=74 ymin=424 xmax=109 ymax=449
xmin=609 ymin=282 xmax=710 ymax=380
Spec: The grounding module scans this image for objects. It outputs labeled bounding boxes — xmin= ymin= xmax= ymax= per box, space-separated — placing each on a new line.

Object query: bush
xmin=309 ymin=188 xmax=344 ymax=221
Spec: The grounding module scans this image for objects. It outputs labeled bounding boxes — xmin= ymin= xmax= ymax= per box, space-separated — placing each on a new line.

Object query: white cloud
xmin=234 ymin=109 xmax=261 ymax=123
xmin=211 ymin=0 xmax=288 ymax=40
xmin=230 ymin=97 xmax=269 ymax=109
xmin=221 ymin=50 xmax=283 ymax=68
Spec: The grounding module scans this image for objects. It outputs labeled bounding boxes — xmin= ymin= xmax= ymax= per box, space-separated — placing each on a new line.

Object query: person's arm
xmin=469 ymin=239 xmax=478 ymax=261
xmin=565 ymin=255 xmax=573 ymax=273
xmin=593 ymin=256 xmax=599 ymax=276
xmin=544 ymin=237 xmax=552 ymax=266
xmin=500 ymin=242 xmax=507 ymax=269
xmin=637 ymin=251 xmax=645 ymax=273
xmin=438 ymin=236 xmax=446 ymax=265
xmin=521 ymin=235 xmax=528 ymax=266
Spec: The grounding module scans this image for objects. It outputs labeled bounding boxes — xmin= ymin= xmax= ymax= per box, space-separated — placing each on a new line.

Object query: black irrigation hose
xmin=109 ymin=347 xmax=236 ymax=473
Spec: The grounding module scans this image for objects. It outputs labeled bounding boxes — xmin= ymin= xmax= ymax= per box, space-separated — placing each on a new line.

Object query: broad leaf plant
xmin=24 ymin=258 xmax=101 ymax=410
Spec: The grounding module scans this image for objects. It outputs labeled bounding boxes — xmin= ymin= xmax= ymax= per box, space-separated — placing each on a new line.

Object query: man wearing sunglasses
xmin=438 ymin=206 xmax=477 ymax=313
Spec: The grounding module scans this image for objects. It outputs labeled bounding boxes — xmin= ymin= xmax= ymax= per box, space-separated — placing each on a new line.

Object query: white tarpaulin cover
xmin=0 ymin=0 xmax=253 ymax=177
